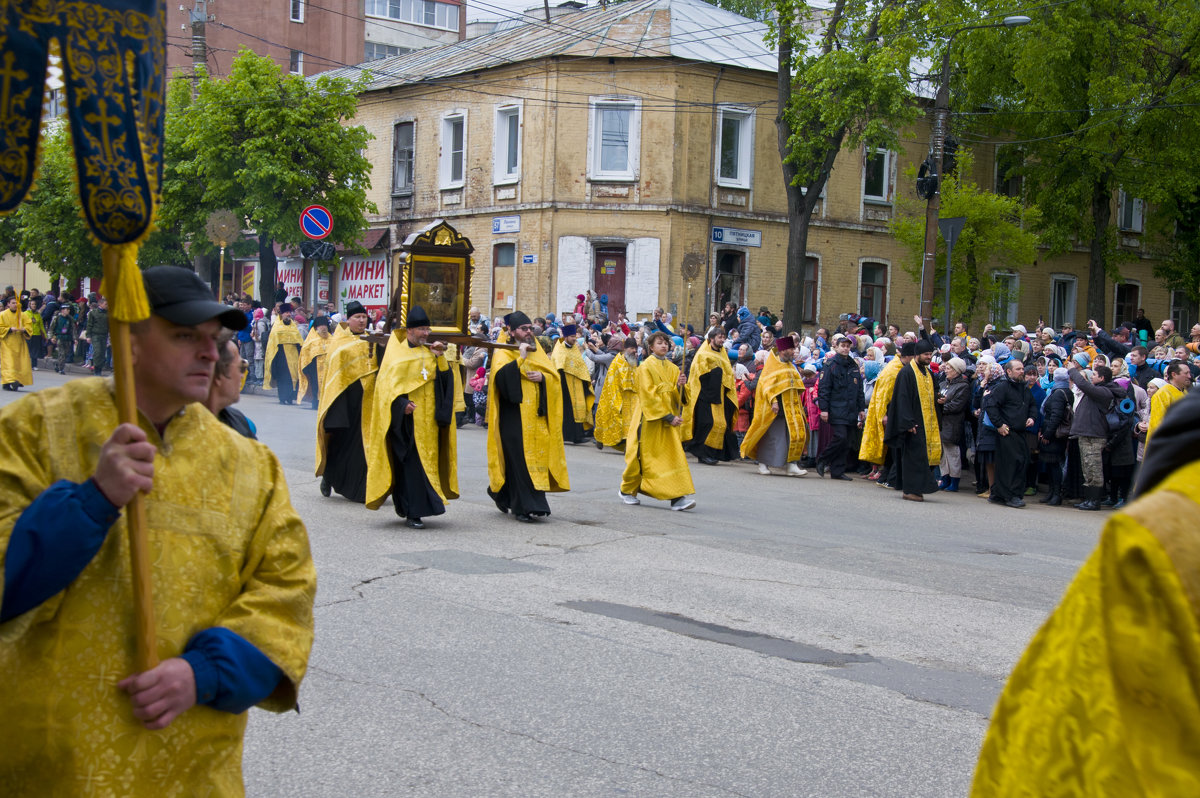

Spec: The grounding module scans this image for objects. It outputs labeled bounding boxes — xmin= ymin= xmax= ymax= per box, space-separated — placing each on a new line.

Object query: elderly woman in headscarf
xmin=1035 ymin=366 xmax=1072 ymax=505
xmin=937 ymin=357 xmax=972 ymax=491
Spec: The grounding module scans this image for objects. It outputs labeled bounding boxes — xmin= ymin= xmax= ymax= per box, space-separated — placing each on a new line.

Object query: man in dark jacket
xmin=817 ymin=336 xmax=866 ymax=480
xmin=982 ymin=359 xmax=1036 ymax=508
xmin=1067 ymin=361 xmax=1126 ymax=510
xmin=1126 ymin=346 xmax=1155 ymax=389
xmin=85 ymin=296 xmax=109 ymax=376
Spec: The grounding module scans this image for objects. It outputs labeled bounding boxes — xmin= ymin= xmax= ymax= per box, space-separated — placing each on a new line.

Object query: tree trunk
xmin=193 ymin=254 xmax=215 ymax=296
xmin=1087 ymin=178 xmax=1113 ymax=328
xmin=258 ymin=234 xmax=278 ymax=308
xmin=964 ymin=248 xmax=979 ymax=321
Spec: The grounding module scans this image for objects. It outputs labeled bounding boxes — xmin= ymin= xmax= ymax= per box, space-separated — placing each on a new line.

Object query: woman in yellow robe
xmin=741 ymin=337 xmax=807 ymax=476
xmin=263 ymin=307 xmax=304 ymax=404
xmin=682 ymin=327 xmax=739 ymax=464
xmin=620 ymin=331 xmax=695 ymax=510
xmin=0 ymin=295 xmax=33 ymax=390
xmin=593 ymin=338 xmax=639 ymax=450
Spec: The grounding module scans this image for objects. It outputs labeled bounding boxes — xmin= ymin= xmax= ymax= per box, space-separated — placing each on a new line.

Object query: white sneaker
xmin=757 ymin=463 xmax=771 ymax=475
xmin=670 ymin=496 xmax=696 ymax=511
xmin=787 ymin=463 xmax=807 ymax=476
xmin=619 ymin=490 xmax=640 ymax=505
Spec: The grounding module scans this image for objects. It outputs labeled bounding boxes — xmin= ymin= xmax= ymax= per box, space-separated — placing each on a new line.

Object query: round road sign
xmin=300 ymin=204 xmax=333 ymax=240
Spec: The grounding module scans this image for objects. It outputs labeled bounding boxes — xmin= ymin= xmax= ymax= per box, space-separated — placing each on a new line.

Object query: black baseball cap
xmin=142 ymin=266 xmax=247 ymax=331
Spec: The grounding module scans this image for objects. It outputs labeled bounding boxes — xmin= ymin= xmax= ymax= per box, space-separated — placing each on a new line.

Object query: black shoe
xmin=815 ymin=462 xmax=826 ymax=477
xmin=491 ymin=495 xmax=509 ymax=514
xmin=319 ymin=477 xmax=331 ymax=498
xmin=1046 ymin=492 xmax=1062 ymax=507
xmin=699 ymin=455 xmax=719 ymax=466
xmin=1100 ymin=497 xmax=1117 ymax=508
xmin=1076 ymin=500 xmax=1100 ymax=511
xmin=514 ymin=513 xmax=536 ymax=523
xmin=832 ymin=474 xmax=853 ymax=482
xmin=988 ymin=495 xmax=1006 ymax=505
xmin=1005 ymin=498 xmax=1026 ymax=508
xmin=406 ymin=518 xmax=425 ymax=529
xmin=594 ymin=439 xmax=603 ymax=450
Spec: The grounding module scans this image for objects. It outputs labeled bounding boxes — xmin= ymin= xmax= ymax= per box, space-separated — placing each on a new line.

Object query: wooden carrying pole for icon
xmin=679 ymin=255 xmax=703 ymax=402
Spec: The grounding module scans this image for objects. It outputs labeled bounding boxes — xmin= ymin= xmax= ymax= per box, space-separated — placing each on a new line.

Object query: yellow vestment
xmin=262 ymin=320 xmax=303 ymax=390
xmin=552 ymin=339 xmax=594 ymax=428
xmin=314 ymin=337 xmax=378 ymax=477
xmin=682 ymin=343 xmax=737 ymax=448
xmin=1145 ymin=383 xmax=1185 ymax=452
xmin=859 ymin=357 xmax=903 ymax=465
xmin=486 ymin=346 xmax=570 ymax=494
xmin=0 ymin=307 xmax=32 ymax=386
xmin=444 ymin=342 xmax=467 ymax=413
xmin=741 ymin=352 xmax=807 ymax=462
xmin=971 ymin=461 xmax=1200 ymax=798
xmin=594 ymin=353 xmax=637 ymax=447
xmin=621 ymin=355 xmax=695 ymax=500
xmin=907 ymin=360 xmax=942 ymax=464
xmin=364 ymin=336 xmax=459 ymax=510
xmin=0 ymin=379 xmax=316 ymax=796
xmin=298 ymin=326 xmax=333 ymax=403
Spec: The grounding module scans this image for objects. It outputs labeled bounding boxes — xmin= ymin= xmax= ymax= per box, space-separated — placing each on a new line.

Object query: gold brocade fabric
xmin=1146 ymin=384 xmax=1185 ymax=452
xmin=445 ymin=343 xmax=466 ymax=413
xmin=364 ymin=337 xmax=459 ymax=510
xmin=314 ymin=338 xmax=377 ymax=476
xmin=0 ymin=379 xmax=316 ymax=797
xmin=859 ymin=357 xmax=903 ymax=465
xmin=486 ymin=346 xmax=570 ymax=494
xmin=971 ymin=461 xmax=1200 ymax=798
xmin=621 ymin=356 xmax=694 ymax=500
xmin=298 ymin=327 xmax=333 ymax=403
xmin=262 ymin=322 xmax=303 ymax=390
xmin=552 ymin=340 xmax=594 ymax=426
xmin=682 ymin=343 xmax=737 ymax=448
xmin=594 ymin=353 xmax=636 ymax=447
xmin=910 ymin=360 xmax=942 ymax=464
xmin=0 ymin=308 xmax=32 ymax=386
xmin=740 ymin=352 xmax=806 ymax=462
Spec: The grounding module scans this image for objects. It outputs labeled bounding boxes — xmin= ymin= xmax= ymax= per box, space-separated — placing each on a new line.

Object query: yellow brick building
xmin=332 ymin=0 xmax=1193 ymax=335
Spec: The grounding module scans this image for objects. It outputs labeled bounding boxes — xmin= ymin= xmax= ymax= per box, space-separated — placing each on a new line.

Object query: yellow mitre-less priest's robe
xmin=262 ymin=320 xmax=303 ymax=390
xmin=314 ymin=337 xmax=378 ymax=477
xmin=594 ymin=352 xmax=637 ymax=447
xmin=621 ymin=355 xmax=694 ymax=500
xmin=909 ymin=360 xmax=942 ymax=464
xmin=971 ymin=461 xmax=1200 ymax=798
xmin=552 ymin=339 xmax=594 ymax=427
xmin=486 ymin=345 xmax=570 ymax=494
xmin=364 ymin=336 xmax=459 ymax=510
xmin=0 ymin=379 xmax=316 ymax=796
xmin=740 ymin=352 xmax=807 ymax=462
xmin=298 ymin=326 xmax=333 ymax=403
xmin=681 ymin=343 xmax=737 ymax=448
xmin=859 ymin=356 xmax=903 ymax=465
xmin=1145 ymin=383 xmax=1185 ymax=452
xmin=444 ymin=342 xmax=467 ymax=414
xmin=0 ymin=307 xmax=33 ymax=386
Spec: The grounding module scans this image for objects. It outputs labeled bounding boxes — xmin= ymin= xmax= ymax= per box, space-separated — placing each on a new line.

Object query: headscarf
xmin=737 ymin=306 xmax=751 ymax=321
xmin=863 ymin=360 xmax=884 ymax=382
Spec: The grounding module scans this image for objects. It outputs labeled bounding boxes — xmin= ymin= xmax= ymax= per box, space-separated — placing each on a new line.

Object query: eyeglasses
xmin=238 ymin=362 xmax=250 ymax=374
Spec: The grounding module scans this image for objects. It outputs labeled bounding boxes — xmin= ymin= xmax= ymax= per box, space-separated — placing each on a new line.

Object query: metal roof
xmin=327 ymin=0 xmax=777 ymax=91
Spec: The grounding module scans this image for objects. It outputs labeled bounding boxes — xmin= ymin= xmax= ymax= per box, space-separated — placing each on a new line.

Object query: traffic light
xmin=942 ymin=137 xmax=959 ymax=176
xmin=916 ymin=158 xmax=938 ymax=200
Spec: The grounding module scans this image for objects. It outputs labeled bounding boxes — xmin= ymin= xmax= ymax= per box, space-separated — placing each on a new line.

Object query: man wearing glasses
xmin=206 ymin=330 xmax=256 ymax=439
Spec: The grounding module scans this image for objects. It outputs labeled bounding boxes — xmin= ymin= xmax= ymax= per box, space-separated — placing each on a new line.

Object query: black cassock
xmin=271 ymin=346 xmax=298 ymax=404
xmin=558 ymin=370 xmax=593 ymax=444
xmin=301 ymin=360 xmax=319 ymax=409
xmin=884 ymin=364 xmax=938 ymax=496
xmin=382 ymin=367 xmax=453 ymax=520
xmin=686 ymin=367 xmax=739 ymax=461
xmin=487 ymin=359 xmax=552 ymax=517
xmin=982 ymin=377 xmax=1034 ymax=503
xmin=323 ymin=381 xmax=369 ymax=503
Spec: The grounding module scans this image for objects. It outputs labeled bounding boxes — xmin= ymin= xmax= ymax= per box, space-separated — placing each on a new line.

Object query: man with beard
xmin=884 ymin=340 xmax=941 ymax=501
xmin=298 ymin=316 xmax=333 ymax=410
xmin=594 ymin=336 xmax=639 ymax=451
xmin=859 ymin=345 xmax=910 ymax=480
xmin=682 ymin=327 xmax=739 ymax=465
xmin=364 ymin=306 xmax=458 ymax=529
xmin=314 ymin=313 xmax=379 ymax=503
xmin=263 ymin=304 xmax=303 ymax=405
xmin=552 ymin=323 xmax=594 ymax=444
xmin=741 ymin=335 xmax=807 ymax=476
xmin=982 ymin=358 xmax=1036 ymax=508
xmin=817 ymin=335 xmax=866 ymax=480
xmin=486 ymin=311 xmax=570 ymax=522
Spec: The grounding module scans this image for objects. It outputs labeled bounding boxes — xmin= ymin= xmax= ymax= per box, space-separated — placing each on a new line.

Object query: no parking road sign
xmin=300 ymin=204 xmax=332 ymax=240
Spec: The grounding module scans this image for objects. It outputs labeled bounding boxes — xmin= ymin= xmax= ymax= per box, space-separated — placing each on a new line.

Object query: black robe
xmin=301 ymin=360 xmax=320 ymax=409
xmin=323 ymin=381 xmax=369 ymax=503
xmin=686 ymin=366 xmax=739 ymax=461
xmin=982 ymin=377 xmax=1034 ymax=502
xmin=559 ymin=370 xmax=593 ymax=444
xmin=487 ymin=359 xmax=552 ymax=517
xmin=382 ymin=367 xmax=454 ymax=520
xmin=884 ymin=364 xmax=938 ymax=496
xmin=271 ymin=346 xmax=298 ymax=404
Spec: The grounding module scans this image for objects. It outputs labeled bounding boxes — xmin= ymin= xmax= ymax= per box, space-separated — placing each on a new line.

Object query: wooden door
xmin=593 ymin=248 xmax=626 ymax=320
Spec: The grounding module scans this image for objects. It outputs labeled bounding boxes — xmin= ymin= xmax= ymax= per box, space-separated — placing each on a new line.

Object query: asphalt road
xmin=3 ymin=373 xmax=1106 ymax=797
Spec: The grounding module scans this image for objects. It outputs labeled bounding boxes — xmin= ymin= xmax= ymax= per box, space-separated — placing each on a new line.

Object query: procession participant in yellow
xmin=364 ymin=306 xmax=458 ymax=529
xmin=315 ymin=319 xmax=379 ymax=503
xmin=298 ymin=315 xmax=333 ymax=410
xmin=858 ymin=351 xmax=908 ymax=467
xmin=263 ymin=303 xmax=303 ymax=405
xmin=486 ymin=310 xmax=570 ymax=523
xmin=1145 ymin=360 xmax=1190 ymax=451
xmin=0 ymin=294 xmax=32 ymax=392
xmin=0 ymin=266 xmax=316 ymax=795
xmin=884 ymin=340 xmax=942 ymax=501
xmin=682 ymin=327 xmax=739 ymax=465
xmin=325 ymin=300 xmax=370 ymax=362
xmin=552 ymin=323 xmax=595 ymax=444
xmin=619 ymin=331 xmax=696 ymax=510
xmin=443 ymin=340 xmax=468 ymax=424
xmin=970 ymin=391 xmax=1200 ymax=798
xmin=741 ymin=335 xmax=808 ymax=477
xmin=594 ymin=337 xmax=640 ymax=451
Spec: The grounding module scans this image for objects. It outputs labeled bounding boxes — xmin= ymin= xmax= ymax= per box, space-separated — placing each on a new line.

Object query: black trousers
xmin=822 ymin=423 xmax=851 ymax=477
xmin=991 ymin=431 xmax=1029 ymax=502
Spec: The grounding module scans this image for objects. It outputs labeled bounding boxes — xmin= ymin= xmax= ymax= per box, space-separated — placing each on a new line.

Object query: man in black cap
xmin=299 ymin=315 xmax=332 ymax=411
xmin=982 ymin=358 xmax=1036 ymax=508
xmin=315 ymin=307 xmax=379 ymax=504
xmin=552 ymin=323 xmax=594 ymax=444
xmin=0 ymin=266 xmax=315 ymax=795
xmin=485 ymin=310 xmax=570 ymax=522
xmin=884 ymin=339 xmax=941 ymax=501
xmin=263 ymin=303 xmax=303 ymax=404
xmin=816 ymin=335 xmax=866 ymax=480
xmin=363 ymin=306 xmax=458 ymax=528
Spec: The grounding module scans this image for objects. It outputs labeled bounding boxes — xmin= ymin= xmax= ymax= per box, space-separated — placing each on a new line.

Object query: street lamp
xmin=919 ymin=15 xmax=1031 ymax=325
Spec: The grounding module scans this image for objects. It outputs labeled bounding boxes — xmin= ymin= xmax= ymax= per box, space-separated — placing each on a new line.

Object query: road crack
xmin=315 ymin=566 xmax=428 ymax=608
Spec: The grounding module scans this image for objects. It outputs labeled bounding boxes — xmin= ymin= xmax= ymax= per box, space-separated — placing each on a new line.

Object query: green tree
xmin=891 ymin=149 xmax=1040 ymax=328
xmin=162 ymin=50 xmax=376 ymax=300
xmin=957 ymin=0 xmax=1200 ymax=326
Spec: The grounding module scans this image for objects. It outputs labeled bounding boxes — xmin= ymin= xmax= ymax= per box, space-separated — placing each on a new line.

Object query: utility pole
xmin=190 ymin=0 xmax=208 ymax=91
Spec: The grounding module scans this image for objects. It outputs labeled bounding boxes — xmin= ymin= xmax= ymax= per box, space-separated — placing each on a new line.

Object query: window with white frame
xmin=995 ymin=145 xmax=1023 ymax=198
xmin=989 ymin=272 xmax=1020 ymax=327
xmin=716 ymin=107 xmax=753 ymax=189
xmin=290 ymin=0 xmax=304 ymax=22
xmin=1049 ymin=275 xmax=1077 ymax=330
xmin=863 ymin=148 xmax=891 ymax=203
xmin=365 ymin=42 xmax=412 ymax=61
xmin=440 ymin=113 xmax=465 ymax=188
xmin=494 ymin=105 xmax=520 ymax=184
xmin=1118 ymin=190 xmax=1144 ymax=232
xmin=1114 ymin=283 xmax=1139 ymax=326
xmin=392 ymin=121 xmax=414 ymax=195
xmin=1171 ymin=290 xmax=1198 ymax=332
xmin=288 ymin=50 xmax=303 ymax=74
xmin=364 ymin=0 xmax=458 ymax=32
xmin=588 ymin=98 xmax=640 ymax=181
xmin=859 ymin=261 xmax=888 ymax=320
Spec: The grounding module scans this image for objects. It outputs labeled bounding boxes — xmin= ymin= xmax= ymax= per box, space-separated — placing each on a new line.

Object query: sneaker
xmin=757 ymin=463 xmax=771 ymax=475
xmin=670 ymin=496 xmax=696 ymax=511
xmin=786 ymin=463 xmax=807 ymax=476
xmin=619 ymin=490 xmax=640 ymax=505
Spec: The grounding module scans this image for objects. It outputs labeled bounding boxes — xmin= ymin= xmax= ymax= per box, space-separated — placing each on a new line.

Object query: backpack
xmin=1054 ymin=390 xmax=1074 ymax=438
xmin=1104 ymin=384 xmax=1136 ymax=439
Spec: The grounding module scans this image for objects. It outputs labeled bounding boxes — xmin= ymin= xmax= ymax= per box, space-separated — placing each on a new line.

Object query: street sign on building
xmin=711 ymin=226 xmax=762 ymax=247
xmin=522 ymin=254 xmax=537 ymax=264
xmin=300 ymin=204 xmax=333 ymax=240
xmin=492 ymin=215 xmax=520 ymax=234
